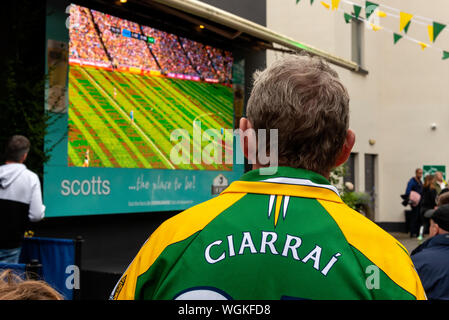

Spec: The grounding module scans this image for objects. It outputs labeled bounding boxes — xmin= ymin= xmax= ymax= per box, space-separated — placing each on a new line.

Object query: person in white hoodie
xmin=0 ymin=135 xmax=45 ymax=263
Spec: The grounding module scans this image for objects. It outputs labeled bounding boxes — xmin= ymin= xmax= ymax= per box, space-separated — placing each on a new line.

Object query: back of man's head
xmin=438 ymin=190 xmax=449 ymax=206
xmin=246 ymin=54 xmax=350 ymax=176
xmin=5 ymin=135 xmax=30 ymax=163
xmin=430 ymin=204 xmax=449 ymax=233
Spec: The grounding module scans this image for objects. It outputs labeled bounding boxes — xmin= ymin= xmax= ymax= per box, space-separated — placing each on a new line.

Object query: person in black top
xmin=405 ymin=168 xmax=424 ymax=238
xmin=421 ymin=174 xmax=438 ymax=236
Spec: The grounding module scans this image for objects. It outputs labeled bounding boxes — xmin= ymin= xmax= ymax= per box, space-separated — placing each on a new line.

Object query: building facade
xmin=266 ymin=0 xmax=449 ymax=225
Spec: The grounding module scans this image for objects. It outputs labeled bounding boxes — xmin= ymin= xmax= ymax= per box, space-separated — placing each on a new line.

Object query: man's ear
xmin=21 ymin=152 xmax=28 ymax=164
xmin=334 ymin=129 xmax=356 ymax=168
xmin=239 ymin=117 xmax=257 ymax=163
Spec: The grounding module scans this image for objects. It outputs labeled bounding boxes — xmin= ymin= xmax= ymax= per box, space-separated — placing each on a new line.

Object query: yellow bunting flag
xmin=419 ymin=42 xmax=428 ymax=50
xmin=370 ymin=23 xmax=383 ymax=31
xmin=331 ymin=0 xmax=340 ymax=10
xmin=377 ymin=10 xmax=387 ymax=18
xmin=428 ymin=25 xmax=434 ymax=43
xmin=321 ymin=1 xmax=330 ymax=9
xmin=400 ymin=12 xmax=413 ymax=33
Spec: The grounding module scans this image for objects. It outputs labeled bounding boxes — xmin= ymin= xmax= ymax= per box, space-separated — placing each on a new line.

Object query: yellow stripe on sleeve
xmin=317 ymin=199 xmax=427 ymax=300
xmin=113 ymin=192 xmax=246 ymax=300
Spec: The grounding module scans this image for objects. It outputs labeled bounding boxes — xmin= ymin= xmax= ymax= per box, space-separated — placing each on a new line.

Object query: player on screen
xmin=82 ymin=149 xmax=90 ymax=167
xmin=130 ymin=110 xmax=134 ymax=124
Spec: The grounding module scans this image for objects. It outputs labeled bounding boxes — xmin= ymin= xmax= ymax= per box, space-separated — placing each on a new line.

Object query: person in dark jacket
xmin=405 ymin=168 xmax=423 ymax=237
xmin=420 ymin=174 xmax=438 ymax=237
xmin=411 ymin=204 xmax=449 ymax=300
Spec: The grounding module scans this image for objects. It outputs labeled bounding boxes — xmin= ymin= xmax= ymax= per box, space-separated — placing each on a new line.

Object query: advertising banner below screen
xmin=44 ymin=1 xmax=244 ymax=217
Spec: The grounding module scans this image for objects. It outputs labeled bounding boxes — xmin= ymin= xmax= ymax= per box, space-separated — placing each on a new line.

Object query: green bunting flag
xmin=344 ymin=13 xmax=353 ymax=24
xmin=393 ymin=33 xmax=403 ymax=44
xmin=353 ymin=5 xmax=362 ymax=19
xmin=403 ymin=21 xmax=412 ymax=34
xmin=443 ymin=51 xmax=449 ymax=60
xmin=365 ymin=1 xmax=379 ymax=19
xmin=433 ymin=22 xmax=446 ymax=42
xmin=399 ymin=12 xmax=413 ymax=34
xmin=302 ymin=0 xmax=449 ymax=63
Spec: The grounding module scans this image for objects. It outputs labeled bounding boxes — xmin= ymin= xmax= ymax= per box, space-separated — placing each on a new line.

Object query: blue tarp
xmin=19 ymin=237 xmax=76 ymax=300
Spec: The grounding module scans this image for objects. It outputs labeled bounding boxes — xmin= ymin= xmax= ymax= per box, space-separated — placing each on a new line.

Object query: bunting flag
xmin=297 ymin=0 xmax=316 ymax=4
xmin=393 ymin=33 xmax=403 ymax=44
xmin=428 ymin=25 xmax=434 ymax=43
xmin=400 ymin=12 xmax=413 ymax=33
xmin=365 ymin=1 xmax=379 ymax=19
xmin=428 ymin=22 xmax=446 ymax=43
xmin=370 ymin=23 xmax=382 ymax=31
xmin=353 ymin=4 xmax=362 ymax=18
xmin=419 ymin=42 xmax=428 ymax=50
xmin=297 ymin=0 xmax=449 ymax=62
xmin=377 ymin=10 xmax=387 ymax=18
xmin=344 ymin=12 xmax=353 ymax=23
xmin=331 ymin=0 xmax=341 ymax=10
xmin=321 ymin=1 xmax=330 ymax=9
xmin=403 ymin=21 xmax=412 ymax=34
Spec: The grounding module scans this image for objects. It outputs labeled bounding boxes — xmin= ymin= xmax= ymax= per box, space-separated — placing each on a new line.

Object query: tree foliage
xmin=0 ymin=0 xmax=49 ymax=180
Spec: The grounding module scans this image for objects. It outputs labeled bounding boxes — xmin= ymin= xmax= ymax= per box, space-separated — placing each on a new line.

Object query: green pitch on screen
xmin=68 ymin=64 xmax=234 ymax=171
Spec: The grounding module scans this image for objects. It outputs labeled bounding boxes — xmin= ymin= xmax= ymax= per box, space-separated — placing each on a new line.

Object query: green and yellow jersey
xmin=111 ymin=167 xmax=426 ymax=300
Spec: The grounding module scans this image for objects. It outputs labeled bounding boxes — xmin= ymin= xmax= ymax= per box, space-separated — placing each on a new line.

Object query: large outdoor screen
xmin=43 ymin=1 xmax=245 ymax=217
xmin=67 ymin=5 xmax=234 ymax=171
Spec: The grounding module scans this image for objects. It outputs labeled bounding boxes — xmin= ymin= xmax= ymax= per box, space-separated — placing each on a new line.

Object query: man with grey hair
xmin=241 ymin=55 xmax=352 ymax=177
xmin=433 ymin=171 xmax=447 ymax=195
xmin=111 ymin=55 xmax=425 ymax=300
xmin=0 ymin=135 xmax=45 ymax=263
